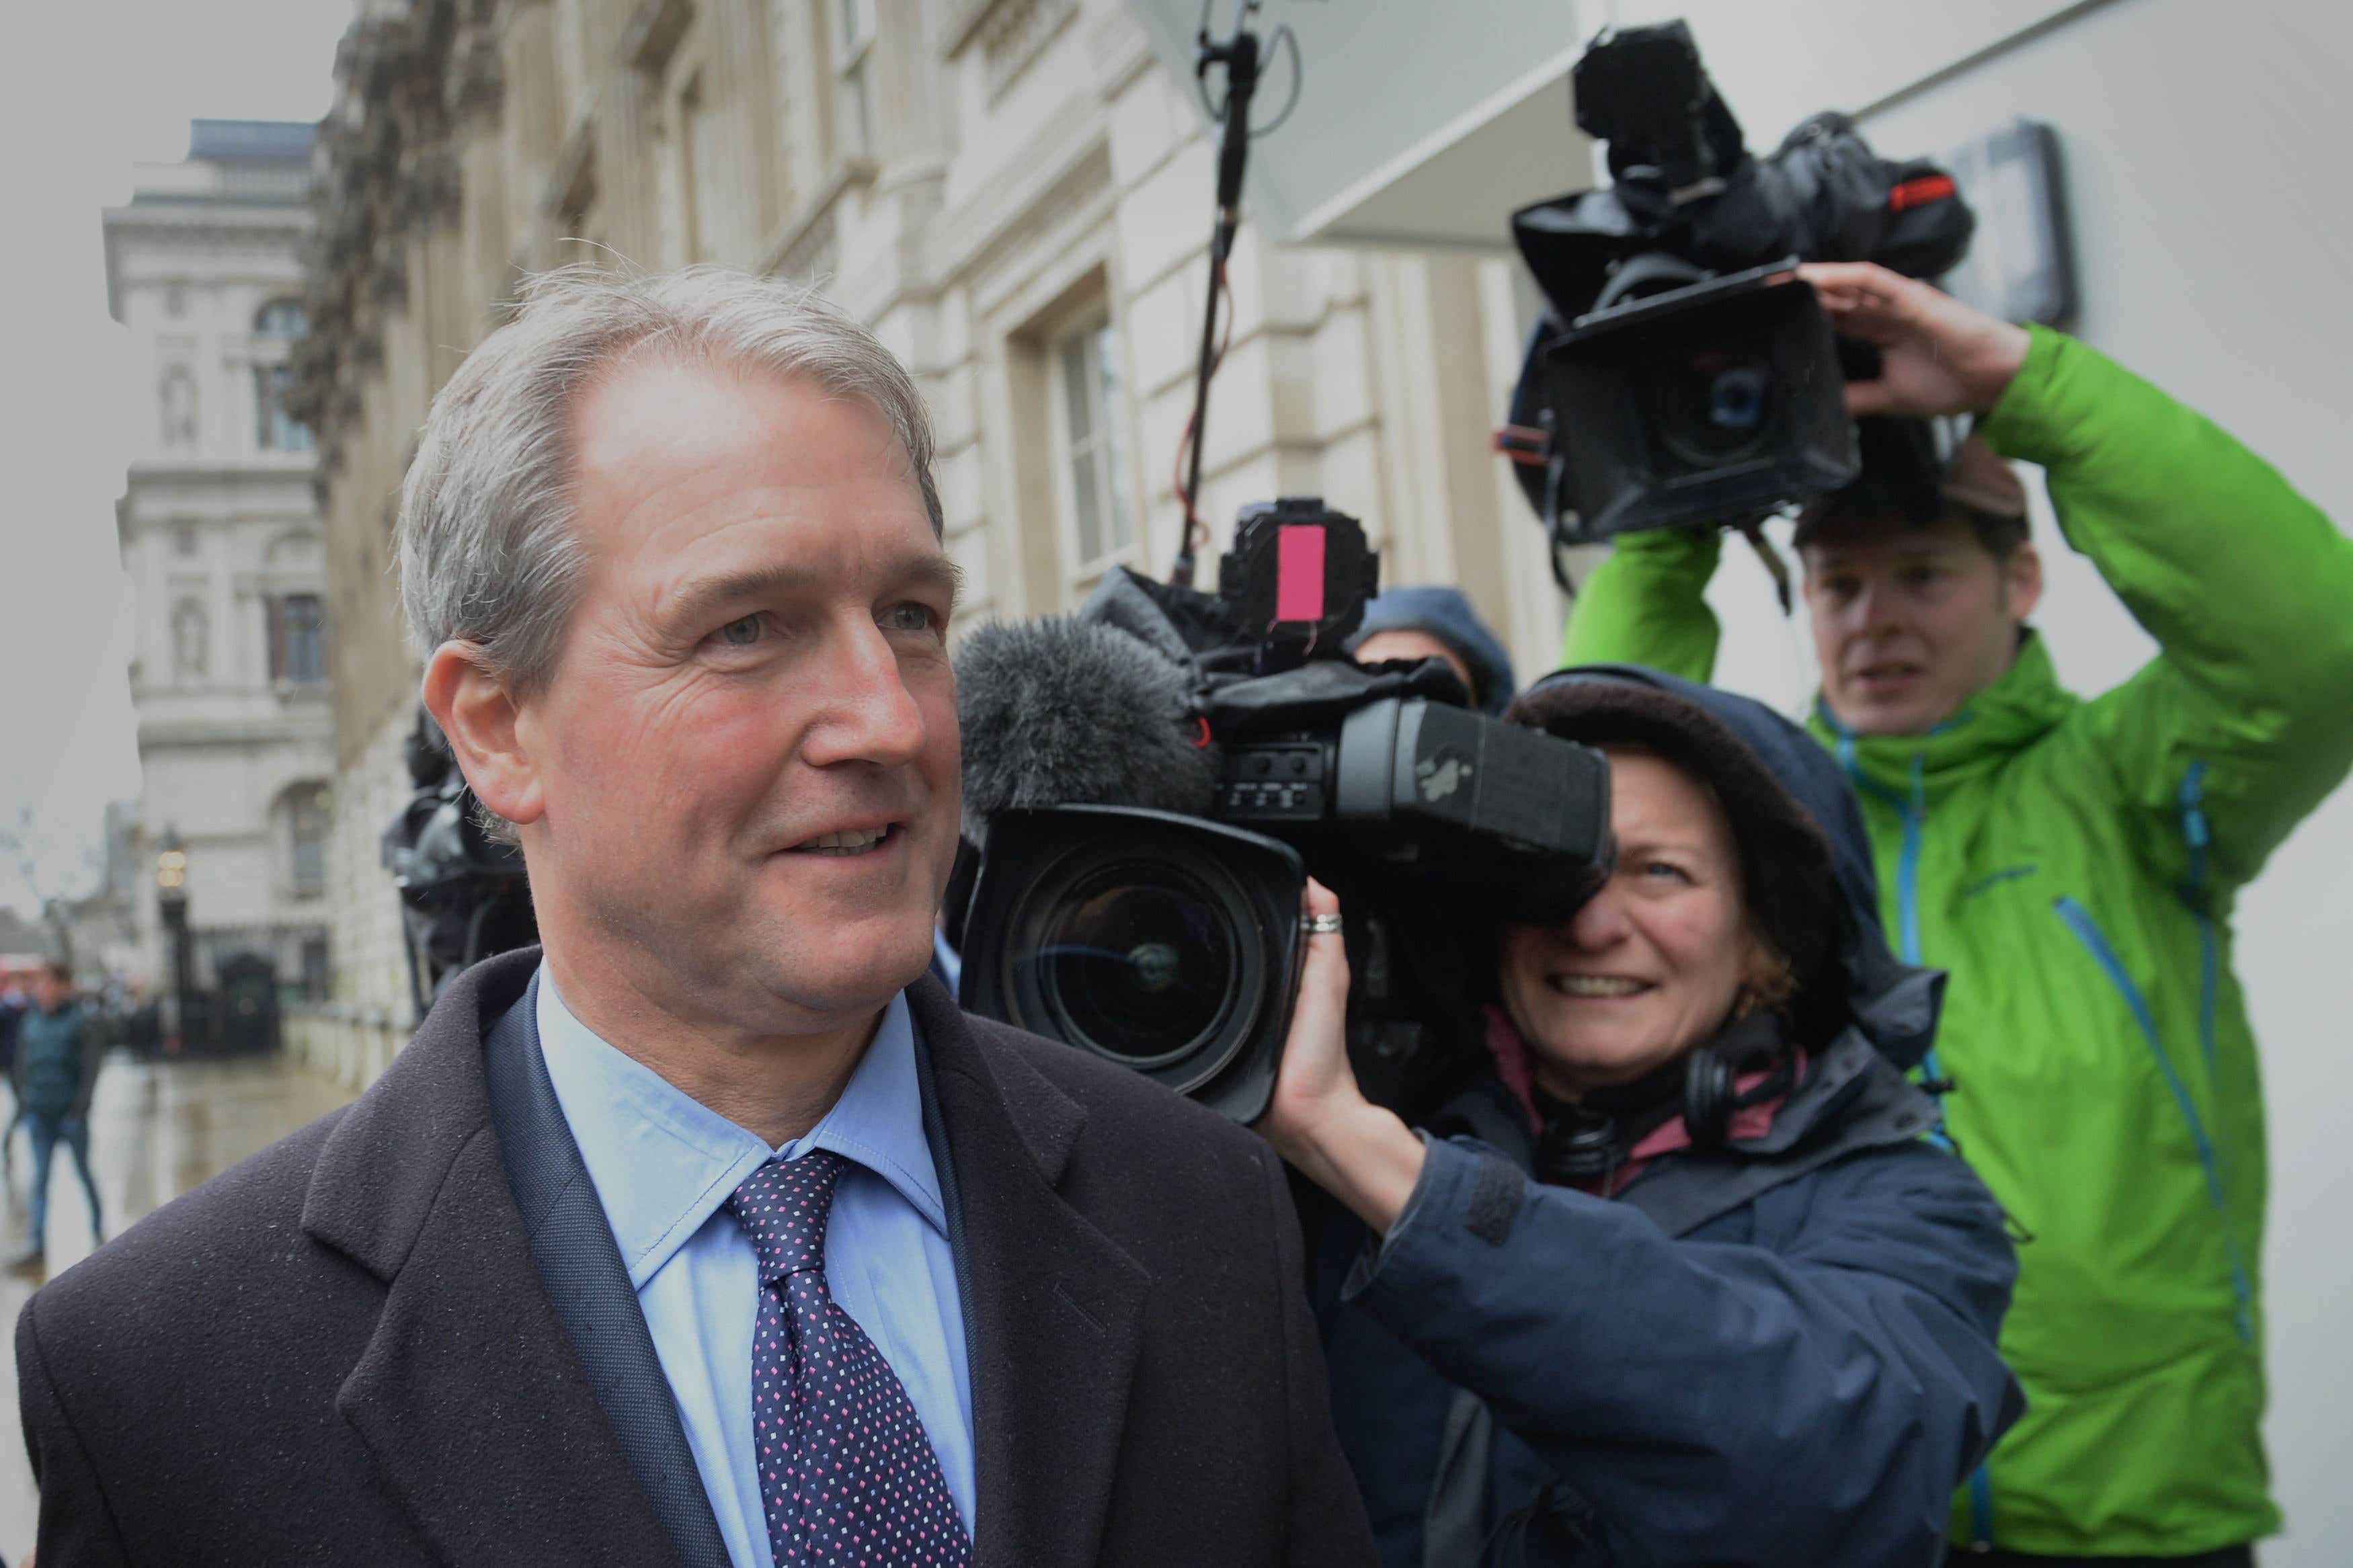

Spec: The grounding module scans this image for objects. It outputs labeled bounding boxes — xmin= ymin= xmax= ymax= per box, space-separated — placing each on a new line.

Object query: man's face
xmin=1801 ymin=514 xmax=2040 ymax=737
xmin=514 ymin=354 xmax=961 ymax=1032
xmin=32 ymin=973 xmax=68 ymax=1011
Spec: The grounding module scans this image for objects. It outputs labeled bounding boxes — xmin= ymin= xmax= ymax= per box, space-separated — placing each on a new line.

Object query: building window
xmin=285 ymin=787 xmax=329 ymax=898
xmin=253 ymin=298 xmax=312 ymax=452
xmin=159 ymin=366 xmax=199 ymax=447
xmin=268 ymin=593 xmax=327 ymax=684
xmin=301 ymin=936 xmax=331 ymax=1001
xmin=254 ymin=364 xmax=313 ymax=452
xmin=832 ymin=0 xmax=875 ymax=161
xmin=1051 ymin=315 xmax=1135 ymax=577
xmin=172 ymin=598 xmax=210 ymax=680
xmin=173 ymin=522 xmax=199 ymax=556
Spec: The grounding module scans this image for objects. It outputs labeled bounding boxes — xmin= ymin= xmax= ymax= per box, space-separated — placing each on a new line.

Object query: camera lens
xmin=1641 ymin=337 xmax=1776 ymax=468
xmin=1033 ymin=868 xmax=1238 ymax=1068
xmin=1710 ymin=367 xmax=1766 ymax=431
xmin=965 ymin=808 xmax=1302 ymax=1118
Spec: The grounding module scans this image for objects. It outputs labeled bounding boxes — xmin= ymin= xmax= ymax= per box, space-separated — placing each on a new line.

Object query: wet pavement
xmin=0 ymin=1047 xmax=358 ymax=1561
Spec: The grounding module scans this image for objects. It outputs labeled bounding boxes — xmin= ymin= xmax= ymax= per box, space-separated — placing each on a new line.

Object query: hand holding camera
xmin=1254 ymin=880 xmax=1426 ymax=1237
xmin=1799 ymin=261 xmax=2032 ymax=419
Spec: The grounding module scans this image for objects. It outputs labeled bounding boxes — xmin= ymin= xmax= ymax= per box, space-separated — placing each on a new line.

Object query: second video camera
xmin=955 ymin=500 xmax=1613 ymax=1122
xmin=1501 ymin=21 xmax=1976 ymax=550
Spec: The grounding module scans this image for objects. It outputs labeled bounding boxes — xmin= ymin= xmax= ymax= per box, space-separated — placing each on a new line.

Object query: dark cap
xmin=1795 ymin=429 xmax=2027 ymax=548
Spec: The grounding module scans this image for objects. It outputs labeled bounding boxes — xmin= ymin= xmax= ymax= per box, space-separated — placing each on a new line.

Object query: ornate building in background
xmin=290 ymin=0 xmax=1556 ymax=1080
xmin=103 ymin=120 xmax=337 ymax=1009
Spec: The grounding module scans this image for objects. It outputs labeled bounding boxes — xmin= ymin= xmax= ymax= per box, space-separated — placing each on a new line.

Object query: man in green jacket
xmin=1562 ymin=261 xmax=2353 ymax=1562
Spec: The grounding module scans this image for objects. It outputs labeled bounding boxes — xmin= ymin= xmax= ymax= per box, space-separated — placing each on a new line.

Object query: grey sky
xmin=0 ymin=1 xmax=349 ymax=915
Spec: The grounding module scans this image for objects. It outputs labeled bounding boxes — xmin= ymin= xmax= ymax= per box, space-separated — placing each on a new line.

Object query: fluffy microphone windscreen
xmin=955 ymin=615 xmax=1218 ymax=844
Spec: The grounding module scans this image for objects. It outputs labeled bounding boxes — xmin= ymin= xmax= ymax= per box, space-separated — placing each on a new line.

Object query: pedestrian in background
xmin=9 ymin=962 xmax=103 ymax=1274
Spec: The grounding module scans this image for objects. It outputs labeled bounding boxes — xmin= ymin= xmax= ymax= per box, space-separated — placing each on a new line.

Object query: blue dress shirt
xmin=536 ymin=966 xmax=975 ymax=1568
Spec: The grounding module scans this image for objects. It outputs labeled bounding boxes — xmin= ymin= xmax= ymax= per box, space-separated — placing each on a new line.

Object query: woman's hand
xmin=1798 ymin=261 xmax=2032 ymax=419
xmin=1254 ymin=880 xmax=1428 ymax=1235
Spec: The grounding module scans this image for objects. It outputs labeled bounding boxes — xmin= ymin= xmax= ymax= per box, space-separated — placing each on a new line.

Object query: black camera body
xmin=381 ymin=709 xmax=539 ymax=1017
xmin=1537 ymin=258 xmax=1857 ymax=540
xmin=957 ymin=501 xmax=1611 ymax=1123
xmin=1502 ymin=20 xmax=1975 ymax=556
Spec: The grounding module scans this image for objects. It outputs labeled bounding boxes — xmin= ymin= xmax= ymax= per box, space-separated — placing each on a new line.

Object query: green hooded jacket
xmin=1559 ymin=326 xmax=2353 ymax=1554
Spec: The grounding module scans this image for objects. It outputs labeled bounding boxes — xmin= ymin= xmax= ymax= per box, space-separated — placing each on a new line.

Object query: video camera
xmin=954 ymin=499 xmax=1613 ymax=1123
xmin=381 ymin=709 xmax=539 ymax=1016
xmin=1501 ymin=20 xmax=1976 ymax=562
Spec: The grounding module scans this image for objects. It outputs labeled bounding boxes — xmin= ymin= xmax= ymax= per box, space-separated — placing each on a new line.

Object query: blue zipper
xmin=1833 ymin=734 xmax=1952 ymax=1146
xmin=2051 ymin=891 xmax=2255 ymax=1344
xmin=2180 ymin=764 xmax=2223 ymax=1083
xmin=1831 ymin=718 xmax=1985 ymax=1545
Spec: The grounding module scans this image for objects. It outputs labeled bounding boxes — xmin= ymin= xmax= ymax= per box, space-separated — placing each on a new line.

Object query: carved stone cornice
xmin=547 ymin=114 xmax=599 ymax=220
xmin=943 ymin=0 xmax=1078 ymax=97
xmin=941 ymin=0 xmax=1001 ymax=58
xmin=450 ymin=26 xmax=506 ymax=124
xmin=759 ymin=158 xmax=875 ymax=280
xmin=622 ymin=0 xmax=695 ymax=73
xmin=292 ymin=0 xmax=465 ymax=450
xmin=366 ymin=236 xmax=409 ymax=309
xmin=393 ymin=147 xmax=463 ymax=230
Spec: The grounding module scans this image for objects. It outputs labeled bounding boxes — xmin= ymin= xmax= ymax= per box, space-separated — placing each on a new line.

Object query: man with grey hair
xmin=17 ymin=267 xmax=1375 ymax=1568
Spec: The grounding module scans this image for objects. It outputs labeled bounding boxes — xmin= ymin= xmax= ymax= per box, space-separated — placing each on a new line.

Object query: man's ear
xmin=2001 ymin=540 xmax=2044 ymax=624
xmin=421 ymin=641 xmax=545 ymax=832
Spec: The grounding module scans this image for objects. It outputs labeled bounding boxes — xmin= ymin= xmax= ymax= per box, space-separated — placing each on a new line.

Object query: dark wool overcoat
xmin=17 ymin=950 xmax=1376 ymax=1567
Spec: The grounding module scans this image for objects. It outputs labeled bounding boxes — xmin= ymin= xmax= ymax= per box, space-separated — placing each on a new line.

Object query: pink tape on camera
xmin=1275 ymin=525 xmax=1326 ymax=622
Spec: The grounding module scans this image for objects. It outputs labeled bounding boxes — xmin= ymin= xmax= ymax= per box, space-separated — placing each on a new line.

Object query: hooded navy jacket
xmin=1312 ymin=666 xmax=2023 ymax=1568
xmin=1345 ymin=587 xmax=1518 ymax=715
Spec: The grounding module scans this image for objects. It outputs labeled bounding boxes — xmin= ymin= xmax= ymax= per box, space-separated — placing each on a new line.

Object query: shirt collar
xmin=534 ymin=962 xmax=945 ymax=1289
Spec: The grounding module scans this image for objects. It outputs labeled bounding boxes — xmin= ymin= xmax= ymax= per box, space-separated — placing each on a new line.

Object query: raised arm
xmin=1983 ymin=327 xmax=2353 ymax=886
xmin=1558 ymin=526 xmax=1726 ymax=680
xmin=1802 ymin=259 xmax=2353 ymax=884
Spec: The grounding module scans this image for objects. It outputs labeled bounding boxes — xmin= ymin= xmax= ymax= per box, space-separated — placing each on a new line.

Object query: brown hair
xmin=1798 ymin=499 xmax=2029 ymax=561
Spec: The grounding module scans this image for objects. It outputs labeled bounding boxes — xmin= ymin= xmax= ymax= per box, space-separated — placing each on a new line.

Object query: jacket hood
xmin=1517 ymin=664 xmax=1946 ymax=1071
xmin=1345 ymin=587 xmax=1517 ymax=715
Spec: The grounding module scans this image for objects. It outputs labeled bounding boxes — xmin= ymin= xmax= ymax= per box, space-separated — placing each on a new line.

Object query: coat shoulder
xmin=952 ymin=1009 xmax=1285 ymax=1228
xmin=25 ymin=1107 xmax=361 ymax=1368
xmin=960 ymin=1009 xmax=1269 ymax=1161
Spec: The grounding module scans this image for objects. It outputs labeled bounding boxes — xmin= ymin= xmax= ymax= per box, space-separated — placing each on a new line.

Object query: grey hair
xmin=397 ymin=264 xmax=943 ymax=696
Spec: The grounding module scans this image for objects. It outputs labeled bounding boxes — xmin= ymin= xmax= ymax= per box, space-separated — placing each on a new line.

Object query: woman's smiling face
xmin=1499 ymin=746 xmax=1763 ymax=1100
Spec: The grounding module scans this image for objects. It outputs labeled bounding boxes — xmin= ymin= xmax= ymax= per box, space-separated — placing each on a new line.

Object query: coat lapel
xmin=908 ymin=978 xmax=1150 ymax=1568
xmin=303 ymin=950 xmax=683 ymax=1567
xmin=484 ymin=975 xmax=735 ymax=1568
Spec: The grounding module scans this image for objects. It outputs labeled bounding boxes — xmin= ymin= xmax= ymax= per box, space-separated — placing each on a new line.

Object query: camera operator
xmin=1561 ymin=263 xmax=2353 ymax=1561
xmin=1345 ymin=587 xmax=1517 ymax=716
xmin=1259 ymin=667 xmax=2022 ymax=1567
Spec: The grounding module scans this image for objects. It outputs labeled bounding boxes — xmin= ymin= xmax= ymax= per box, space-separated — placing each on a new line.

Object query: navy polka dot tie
xmin=726 ymin=1151 xmax=973 ymax=1567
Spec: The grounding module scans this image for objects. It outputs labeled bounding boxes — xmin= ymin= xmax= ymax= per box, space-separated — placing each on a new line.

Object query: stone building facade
xmin=102 ymin=120 xmax=337 ymax=1010
xmin=290 ymin=0 xmax=1558 ymax=1080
